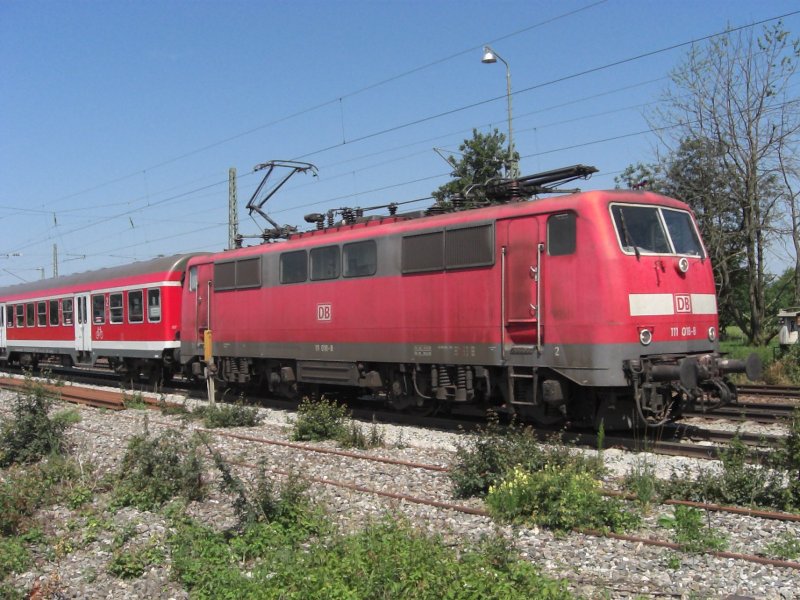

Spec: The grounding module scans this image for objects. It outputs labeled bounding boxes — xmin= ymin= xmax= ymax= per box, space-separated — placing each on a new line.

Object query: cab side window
xmin=547 ymin=213 xmax=576 ymax=256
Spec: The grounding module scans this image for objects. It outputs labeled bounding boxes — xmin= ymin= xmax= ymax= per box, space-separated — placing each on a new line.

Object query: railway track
xmin=684 ymin=401 xmax=798 ymax=424
xmin=25 ymin=390 xmax=800 ymax=575
xmin=0 ymin=368 xmax=789 ymax=463
xmin=737 ymin=384 xmax=800 ymax=398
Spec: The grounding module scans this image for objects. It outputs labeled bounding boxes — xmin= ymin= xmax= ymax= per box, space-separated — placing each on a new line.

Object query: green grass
xmin=169 ymin=515 xmax=574 ymax=600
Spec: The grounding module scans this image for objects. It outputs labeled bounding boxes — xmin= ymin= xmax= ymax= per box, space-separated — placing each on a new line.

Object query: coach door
xmin=74 ymin=294 xmax=92 ymax=353
xmin=0 ymin=303 xmax=6 ymax=354
xmin=501 ymin=216 xmax=542 ymax=348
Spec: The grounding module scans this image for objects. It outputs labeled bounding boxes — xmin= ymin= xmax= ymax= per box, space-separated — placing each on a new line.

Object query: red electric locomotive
xmin=0 ymin=254 xmax=205 ymax=383
xmin=178 ymin=164 xmax=759 ymax=429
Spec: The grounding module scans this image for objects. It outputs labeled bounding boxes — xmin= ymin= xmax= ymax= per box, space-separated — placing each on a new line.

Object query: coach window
xmin=6 ymin=306 xmax=13 ymax=328
xmin=36 ymin=302 xmax=47 ymax=326
xmin=91 ymin=294 xmax=105 ymax=325
xmin=547 ymin=213 xmax=577 ymax=256
xmin=49 ymin=300 xmax=59 ymax=326
xmin=16 ymin=305 xmax=24 ymax=327
xmin=109 ymin=293 xmax=123 ymax=324
xmin=128 ymin=290 xmax=144 ymax=323
xmin=280 ymin=250 xmax=307 ymax=284
xmin=147 ymin=289 xmax=161 ymax=323
xmin=62 ymin=298 xmax=73 ymax=326
xmin=343 ymin=240 xmax=377 ymax=278
xmin=310 ymin=245 xmax=340 ymax=281
xmin=26 ymin=303 xmax=35 ymax=327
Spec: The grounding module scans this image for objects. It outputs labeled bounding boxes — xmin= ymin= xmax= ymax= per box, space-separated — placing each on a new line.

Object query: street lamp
xmin=481 ymin=45 xmax=519 ymax=178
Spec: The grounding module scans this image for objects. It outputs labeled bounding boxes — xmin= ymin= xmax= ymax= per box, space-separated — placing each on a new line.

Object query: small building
xmin=777 ymin=307 xmax=800 ymax=348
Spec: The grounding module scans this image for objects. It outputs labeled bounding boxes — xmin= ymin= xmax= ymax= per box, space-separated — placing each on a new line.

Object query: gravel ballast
xmin=1 ymin=387 xmax=799 ymax=599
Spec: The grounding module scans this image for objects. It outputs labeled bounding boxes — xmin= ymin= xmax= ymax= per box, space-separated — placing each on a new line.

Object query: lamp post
xmin=481 ymin=45 xmax=518 ymax=178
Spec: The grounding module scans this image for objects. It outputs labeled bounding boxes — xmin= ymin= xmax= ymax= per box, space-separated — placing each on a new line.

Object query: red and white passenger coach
xmin=0 ymin=254 xmax=204 ymax=382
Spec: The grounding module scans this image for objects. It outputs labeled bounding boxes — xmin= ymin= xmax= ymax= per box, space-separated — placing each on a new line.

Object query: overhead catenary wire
xmin=2 ymin=9 xmax=798 ymax=282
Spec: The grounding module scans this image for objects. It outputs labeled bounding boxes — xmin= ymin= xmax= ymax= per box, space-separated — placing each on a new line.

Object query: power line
xmin=32 ymin=1 xmax=609 ymax=211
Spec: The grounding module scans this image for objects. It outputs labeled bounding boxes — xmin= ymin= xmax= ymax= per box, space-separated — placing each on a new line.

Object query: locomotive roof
xmin=0 ymin=253 xmax=205 ymax=298
xmin=200 ymin=188 xmax=691 ymax=262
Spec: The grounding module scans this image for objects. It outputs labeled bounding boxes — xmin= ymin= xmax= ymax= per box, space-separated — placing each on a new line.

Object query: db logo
xmin=317 ymin=303 xmax=332 ymax=321
xmin=674 ymin=295 xmax=692 ymax=314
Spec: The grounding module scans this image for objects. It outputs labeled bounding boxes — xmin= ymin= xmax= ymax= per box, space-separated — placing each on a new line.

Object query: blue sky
xmin=1 ymin=0 xmax=798 ymax=285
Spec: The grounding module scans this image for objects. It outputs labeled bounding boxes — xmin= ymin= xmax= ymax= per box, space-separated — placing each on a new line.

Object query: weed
xmin=0 ymin=456 xmax=80 ymax=535
xmin=658 ymin=505 xmax=727 ymax=553
xmin=763 ymin=531 xmax=800 ymax=560
xmin=169 ymin=514 xmax=574 ymax=599
xmin=0 ymin=376 xmax=77 ymax=466
xmin=623 ymin=457 xmax=662 ymax=509
xmin=122 ymin=390 xmax=148 ymax=410
xmin=206 ymin=441 xmax=317 ymax=530
xmin=194 ymin=400 xmax=261 ymax=428
xmin=450 ymin=413 xmax=602 ymax=499
xmin=158 ymin=398 xmax=192 ymax=417
xmin=0 ymin=583 xmax=25 ymax=600
xmin=112 ymin=523 xmax=139 ymax=550
xmin=661 ymin=433 xmax=791 ymax=512
xmin=486 ymin=464 xmax=640 ymax=533
xmin=108 ymin=540 xmax=165 ymax=579
xmin=291 ymin=396 xmax=349 ymax=442
xmin=112 ymin=429 xmax=205 ymax=510
xmin=770 ymin=407 xmax=800 ymax=507
xmin=665 ymin=552 xmax=682 ymax=570
xmin=764 ymin=344 xmax=800 ymax=385
xmin=67 ymin=484 xmax=94 ymax=509
xmin=339 ymin=417 xmax=386 ymax=449
xmin=0 ymin=536 xmax=30 ymax=579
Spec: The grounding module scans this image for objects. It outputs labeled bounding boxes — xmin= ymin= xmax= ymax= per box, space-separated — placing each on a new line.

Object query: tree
xmin=432 ymin=129 xmax=519 ymax=206
xmin=650 ymin=23 xmax=800 ymax=344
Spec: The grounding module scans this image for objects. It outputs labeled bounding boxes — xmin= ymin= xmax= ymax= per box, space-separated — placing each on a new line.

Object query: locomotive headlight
xmin=708 ymin=326 xmax=717 ymax=342
xmin=639 ymin=328 xmax=653 ymax=346
xmin=676 ymin=257 xmax=690 ymax=274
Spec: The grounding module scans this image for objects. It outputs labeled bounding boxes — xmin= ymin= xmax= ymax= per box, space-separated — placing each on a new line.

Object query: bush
xmin=450 ymin=413 xmax=602 ymax=499
xmin=487 ymin=464 xmax=639 ymax=533
xmin=0 ymin=536 xmax=30 ymax=580
xmin=194 ymin=401 xmax=261 ymax=429
xmin=0 ymin=377 xmax=78 ymax=466
xmin=763 ymin=344 xmax=800 ymax=385
xmin=291 ymin=397 xmax=349 ymax=442
xmin=113 ymin=429 xmax=205 ymax=510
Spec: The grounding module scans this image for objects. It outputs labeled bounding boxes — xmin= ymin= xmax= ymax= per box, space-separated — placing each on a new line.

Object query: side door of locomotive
xmin=500 ymin=216 xmax=543 ymax=347
xmin=194 ymin=263 xmax=214 ymax=356
xmin=74 ymin=293 xmax=92 ymax=353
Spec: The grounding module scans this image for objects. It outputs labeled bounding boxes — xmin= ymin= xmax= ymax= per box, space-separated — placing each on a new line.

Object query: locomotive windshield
xmin=611 ymin=204 xmax=704 ymax=257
